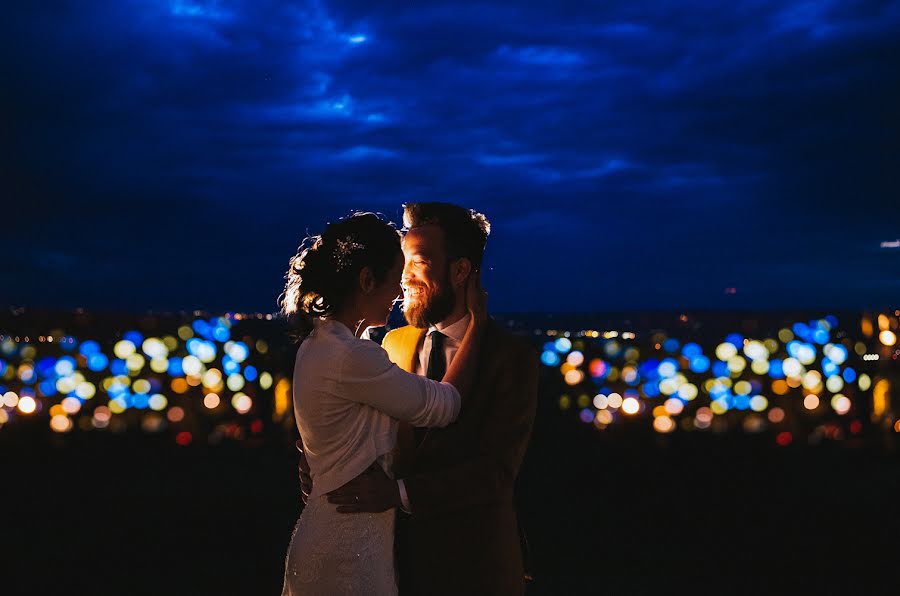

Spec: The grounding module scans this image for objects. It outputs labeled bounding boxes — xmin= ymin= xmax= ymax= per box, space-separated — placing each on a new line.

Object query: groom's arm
xmin=400 ymin=342 xmax=538 ymax=517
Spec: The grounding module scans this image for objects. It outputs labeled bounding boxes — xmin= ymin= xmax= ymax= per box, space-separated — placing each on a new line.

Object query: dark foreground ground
xmin=4 ymin=407 xmax=899 ymax=596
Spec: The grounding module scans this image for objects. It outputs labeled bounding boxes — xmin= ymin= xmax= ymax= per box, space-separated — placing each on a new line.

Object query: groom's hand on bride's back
xmin=327 ymin=463 xmax=402 ymax=513
xmin=297 ymin=440 xmax=312 ymax=504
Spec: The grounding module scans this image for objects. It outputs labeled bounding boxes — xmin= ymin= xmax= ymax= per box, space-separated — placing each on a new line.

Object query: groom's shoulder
xmin=485 ymin=320 xmax=537 ymax=366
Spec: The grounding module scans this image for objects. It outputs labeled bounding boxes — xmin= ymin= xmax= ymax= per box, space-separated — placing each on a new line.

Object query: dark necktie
xmin=416 ymin=331 xmax=446 ymax=445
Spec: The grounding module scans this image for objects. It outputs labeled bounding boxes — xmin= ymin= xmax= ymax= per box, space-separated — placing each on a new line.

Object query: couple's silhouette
xmin=279 ymin=203 xmax=537 ymax=595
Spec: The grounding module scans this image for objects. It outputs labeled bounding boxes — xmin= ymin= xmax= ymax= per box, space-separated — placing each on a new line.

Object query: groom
xmin=308 ymin=202 xmax=538 ymax=595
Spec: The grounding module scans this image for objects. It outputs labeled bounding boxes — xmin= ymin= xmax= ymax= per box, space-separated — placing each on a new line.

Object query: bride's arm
xmin=438 ymin=270 xmax=488 ymax=404
xmin=334 ymin=272 xmax=487 ymax=427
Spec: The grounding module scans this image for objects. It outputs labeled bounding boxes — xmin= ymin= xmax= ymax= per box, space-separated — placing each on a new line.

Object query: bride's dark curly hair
xmin=279 ymin=212 xmax=402 ymax=341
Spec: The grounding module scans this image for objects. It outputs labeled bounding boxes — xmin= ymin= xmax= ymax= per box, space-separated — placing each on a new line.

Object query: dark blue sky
xmin=3 ymin=1 xmax=899 ymax=313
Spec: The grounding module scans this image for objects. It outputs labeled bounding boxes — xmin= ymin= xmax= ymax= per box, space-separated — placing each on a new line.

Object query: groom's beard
xmin=402 ymin=276 xmax=456 ymax=329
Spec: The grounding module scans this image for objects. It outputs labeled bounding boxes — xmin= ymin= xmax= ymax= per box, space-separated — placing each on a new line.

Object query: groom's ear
xmin=451 ymin=257 xmax=472 ymax=288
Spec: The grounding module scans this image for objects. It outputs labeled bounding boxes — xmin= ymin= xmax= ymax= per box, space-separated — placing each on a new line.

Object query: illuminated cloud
xmin=3 ymin=0 xmax=899 ymax=311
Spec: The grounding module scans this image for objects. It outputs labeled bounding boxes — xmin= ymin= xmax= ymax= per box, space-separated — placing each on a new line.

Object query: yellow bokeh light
xmin=226 ymin=373 xmax=246 ymax=392
xmin=17 ymin=396 xmax=37 ymax=414
xmin=171 ymin=378 xmax=189 ymax=394
xmin=727 ymin=356 xmax=746 ymax=374
xmin=3 ymin=391 xmax=19 ymax=408
xmin=715 ymin=343 xmax=737 ymax=361
xmin=595 ymin=409 xmax=613 ymax=425
xmin=677 ymin=383 xmax=698 ymax=401
xmin=150 ymin=358 xmax=169 ymax=373
xmin=204 ymin=393 xmax=221 ymax=409
xmin=126 ymin=353 xmax=145 ymax=372
xmin=872 ymin=379 xmax=889 ymax=419
xmin=56 ymin=376 xmax=76 ymax=394
xmin=182 ymin=356 xmax=202 ymax=376
xmin=607 ymin=393 xmax=623 ymax=409
xmin=75 ymin=382 xmax=96 ymax=400
xmin=177 ymin=326 xmax=193 ymax=340
xmin=621 ymin=397 xmax=640 ymax=415
xmin=710 ymin=400 xmax=728 ymax=415
xmin=259 ymin=372 xmax=273 ymax=390
xmin=825 ymin=375 xmax=844 ymax=393
xmin=664 ymin=398 xmax=684 ymax=415
xmin=142 ymin=338 xmax=168 ymax=360
xmin=801 ymin=371 xmax=822 ymax=391
xmin=232 ymin=393 xmax=253 ymax=414
xmin=653 ymin=415 xmax=675 ymax=433
xmin=749 ymin=395 xmax=768 ymax=412
xmin=831 ymin=394 xmax=851 ymax=415
xmin=132 ymin=379 xmax=151 ymax=394
xmin=750 ymin=359 xmax=770 ymax=375
xmin=113 ymin=340 xmax=136 ymax=359
xmin=564 ymin=369 xmax=584 ymax=386
xmin=148 ymin=394 xmax=168 ymax=411
xmin=50 ymin=415 xmax=72 ymax=433
xmin=743 ymin=341 xmax=768 ymax=361
xmin=879 ymin=330 xmax=897 ymax=347
xmin=61 ymin=396 xmax=82 ymax=414
xmin=566 ymin=351 xmax=584 ymax=367
xmin=734 ymin=380 xmax=752 ymax=395
xmin=782 ymin=358 xmax=802 ymax=378
xmin=858 ymin=374 xmax=872 ymax=392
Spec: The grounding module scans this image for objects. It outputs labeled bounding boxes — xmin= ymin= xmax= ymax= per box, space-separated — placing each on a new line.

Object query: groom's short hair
xmin=402 ymin=202 xmax=490 ymax=267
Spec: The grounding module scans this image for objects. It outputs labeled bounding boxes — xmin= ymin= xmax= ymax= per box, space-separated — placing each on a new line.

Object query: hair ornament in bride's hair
xmin=333 ymin=235 xmax=366 ymax=271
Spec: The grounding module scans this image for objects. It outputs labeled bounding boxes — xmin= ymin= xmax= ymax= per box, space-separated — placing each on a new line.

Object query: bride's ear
xmin=359 ymin=266 xmax=376 ymax=295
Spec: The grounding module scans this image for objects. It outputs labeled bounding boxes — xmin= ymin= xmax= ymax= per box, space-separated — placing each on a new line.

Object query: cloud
xmin=2 ymin=0 xmax=899 ymax=310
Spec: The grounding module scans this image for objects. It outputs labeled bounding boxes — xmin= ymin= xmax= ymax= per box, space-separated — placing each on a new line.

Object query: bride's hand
xmin=466 ymin=268 xmax=488 ymax=325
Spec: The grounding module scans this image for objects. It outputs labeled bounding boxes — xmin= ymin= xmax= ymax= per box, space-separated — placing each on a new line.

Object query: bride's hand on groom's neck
xmin=466 ymin=268 xmax=488 ymax=325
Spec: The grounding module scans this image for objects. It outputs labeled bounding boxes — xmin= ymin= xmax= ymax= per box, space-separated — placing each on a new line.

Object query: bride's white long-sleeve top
xmin=292 ymin=317 xmax=460 ymax=499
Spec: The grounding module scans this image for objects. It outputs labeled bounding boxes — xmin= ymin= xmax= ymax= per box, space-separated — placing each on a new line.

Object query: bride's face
xmin=365 ymin=252 xmax=404 ymax=327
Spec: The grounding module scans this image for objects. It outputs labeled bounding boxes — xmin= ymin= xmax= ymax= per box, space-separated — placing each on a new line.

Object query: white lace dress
xmin=281 ymin=463 xmax=396 ymax=595
xmin=281 ymin=320 xmax=460 ymax=595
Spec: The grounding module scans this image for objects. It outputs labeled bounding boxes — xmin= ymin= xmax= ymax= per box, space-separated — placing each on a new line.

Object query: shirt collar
xmin=429 ymin=313 xmax=470 ymax=344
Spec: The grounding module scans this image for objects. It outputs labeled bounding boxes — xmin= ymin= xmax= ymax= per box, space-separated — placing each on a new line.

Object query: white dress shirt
xmin=397 ymin=313 xmax=471 ymax=512
xmin=293 ymin=318 xmax=461 ymax=500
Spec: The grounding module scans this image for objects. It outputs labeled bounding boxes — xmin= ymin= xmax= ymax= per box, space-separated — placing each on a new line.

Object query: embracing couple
xmin=278 ymin=202 xmax=538 ymax=595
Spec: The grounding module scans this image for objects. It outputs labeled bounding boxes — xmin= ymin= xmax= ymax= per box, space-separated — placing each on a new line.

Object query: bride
xmin=278 ymin=212 xmax=486 ymax=595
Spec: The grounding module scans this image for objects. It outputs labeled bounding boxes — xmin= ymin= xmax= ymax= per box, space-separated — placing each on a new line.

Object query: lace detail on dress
xmin=282 ymin=495 xmax=396 ymax=595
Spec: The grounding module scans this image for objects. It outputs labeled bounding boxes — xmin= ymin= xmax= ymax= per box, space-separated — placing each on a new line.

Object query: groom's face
xmin=401 ymin=225 xmax=457 ymax=329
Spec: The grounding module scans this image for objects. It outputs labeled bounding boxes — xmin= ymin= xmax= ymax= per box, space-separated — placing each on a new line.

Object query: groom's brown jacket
xmin=383 ymin=320 xmax=538 ymax=596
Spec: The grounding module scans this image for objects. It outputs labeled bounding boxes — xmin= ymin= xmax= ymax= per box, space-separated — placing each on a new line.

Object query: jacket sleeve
xmin=401 ymin=341 xmax=538 ymax=517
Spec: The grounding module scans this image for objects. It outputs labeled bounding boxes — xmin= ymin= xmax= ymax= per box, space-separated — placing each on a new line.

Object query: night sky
xmin=4 ymin=1 xmax=899 ymax=313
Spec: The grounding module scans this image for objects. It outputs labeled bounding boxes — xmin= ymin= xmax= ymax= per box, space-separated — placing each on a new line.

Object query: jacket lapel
xmin=384 ymin=326 xmax=426 ymax=475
